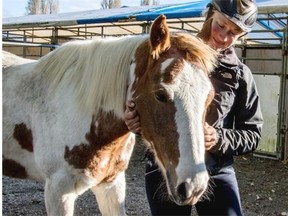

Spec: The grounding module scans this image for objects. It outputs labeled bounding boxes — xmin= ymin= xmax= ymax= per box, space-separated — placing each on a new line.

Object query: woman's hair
xmin=197 ymin=7 xmax=214 ymax=43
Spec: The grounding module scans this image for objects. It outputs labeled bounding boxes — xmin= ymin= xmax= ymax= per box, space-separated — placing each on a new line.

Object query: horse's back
xmin=2 ymin=51 xmax=35 ymax=69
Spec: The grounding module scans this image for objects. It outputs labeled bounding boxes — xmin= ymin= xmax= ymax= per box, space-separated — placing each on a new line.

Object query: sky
xmin=2 ymin=0 xmax=193 ymax=18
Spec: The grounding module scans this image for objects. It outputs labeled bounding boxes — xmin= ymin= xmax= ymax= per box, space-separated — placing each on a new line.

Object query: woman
xmin=125 ymin=0 xmax=264 ymax=215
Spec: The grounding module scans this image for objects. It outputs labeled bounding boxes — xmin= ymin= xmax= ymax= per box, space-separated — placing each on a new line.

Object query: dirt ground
xmin=2 ymin=142 xmax=288 ymax=216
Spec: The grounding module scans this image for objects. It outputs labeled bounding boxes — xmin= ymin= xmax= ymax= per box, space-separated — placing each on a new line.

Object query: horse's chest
xmin=64 ymin=127 xmax=135 ymax=184
xmin=92 ymin=134 xmax=135 ymax=182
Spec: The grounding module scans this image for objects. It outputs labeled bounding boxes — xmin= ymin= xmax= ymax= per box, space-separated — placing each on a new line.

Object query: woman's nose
xmin=219 ymin=28 xmax=228 ymax=42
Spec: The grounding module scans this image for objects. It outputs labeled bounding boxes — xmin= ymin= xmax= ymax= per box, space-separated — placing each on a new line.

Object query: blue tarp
xmin=77 ymin=1 xmax=207 ymax=24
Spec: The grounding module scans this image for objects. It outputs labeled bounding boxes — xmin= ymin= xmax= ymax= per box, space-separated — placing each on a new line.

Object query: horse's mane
xmin=35 ymin=35 xmax=147 ymax=118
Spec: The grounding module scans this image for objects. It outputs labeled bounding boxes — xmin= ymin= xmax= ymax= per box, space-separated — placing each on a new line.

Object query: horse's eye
xmin=155 ymin=92 xmax=167 ymax=103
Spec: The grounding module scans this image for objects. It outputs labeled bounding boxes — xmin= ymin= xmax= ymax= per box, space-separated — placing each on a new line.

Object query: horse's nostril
xmin=177 ymin=182 xmax=191 ymax=200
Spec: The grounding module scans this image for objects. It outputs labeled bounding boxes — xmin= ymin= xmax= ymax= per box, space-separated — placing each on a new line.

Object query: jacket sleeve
xmin=209 ymin=64 xmax=264 ymax=156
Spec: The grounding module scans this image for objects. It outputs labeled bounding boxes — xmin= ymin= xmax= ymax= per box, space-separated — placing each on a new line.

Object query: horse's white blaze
xmin=173 ymin=62 xmax=210 ymax=186
xmin=160 ymin=58 xmax=175 ymax=74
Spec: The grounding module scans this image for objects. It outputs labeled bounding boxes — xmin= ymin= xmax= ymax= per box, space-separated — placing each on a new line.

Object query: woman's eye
xmin=155 ymin=92 xmax=167 ymax=103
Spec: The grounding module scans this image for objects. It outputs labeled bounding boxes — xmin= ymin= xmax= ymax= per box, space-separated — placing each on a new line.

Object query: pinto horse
xmin=2 ymin=15 xmax=217 ymax=215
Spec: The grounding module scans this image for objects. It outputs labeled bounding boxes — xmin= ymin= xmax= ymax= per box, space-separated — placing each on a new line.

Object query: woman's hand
xmin=124 ymin=100 xmax=142 ymax=134
xmin=204 ymin=122 xmax=217 ymax=151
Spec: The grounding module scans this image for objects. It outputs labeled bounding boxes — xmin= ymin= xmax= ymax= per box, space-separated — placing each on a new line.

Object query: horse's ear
xmin=149 ymin=14 xmax=171 ymax=60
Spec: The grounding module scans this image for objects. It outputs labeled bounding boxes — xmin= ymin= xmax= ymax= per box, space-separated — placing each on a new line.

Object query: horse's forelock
xmin=173 ymin=33 xmax=217 ymax=74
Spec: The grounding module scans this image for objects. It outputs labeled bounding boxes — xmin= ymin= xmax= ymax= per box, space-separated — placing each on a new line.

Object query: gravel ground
xmin=2 ymin=141 xmax=288 ymax=216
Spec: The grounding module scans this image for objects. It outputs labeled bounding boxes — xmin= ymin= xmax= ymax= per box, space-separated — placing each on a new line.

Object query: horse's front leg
xmin=44 ymin=170 xmax=85 ymax=216
xmin=91 ymin=171 xmax=126 ymax=216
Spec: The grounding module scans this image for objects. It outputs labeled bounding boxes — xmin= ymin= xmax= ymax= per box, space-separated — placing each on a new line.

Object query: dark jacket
xmin=205 ymin=46 xmax=264 ymax=174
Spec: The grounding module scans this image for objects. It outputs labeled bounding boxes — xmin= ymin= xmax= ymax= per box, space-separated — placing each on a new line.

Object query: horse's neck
xmin=35 ymin=36 xmax=148 ymax=119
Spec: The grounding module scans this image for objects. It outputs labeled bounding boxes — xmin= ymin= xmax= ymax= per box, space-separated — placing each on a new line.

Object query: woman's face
xmin=208 ymin=11 xmax=244 ymax=51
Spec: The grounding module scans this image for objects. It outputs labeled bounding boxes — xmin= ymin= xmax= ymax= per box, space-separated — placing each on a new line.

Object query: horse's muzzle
xmin=166 ymin=171 xmax=209 ymax=205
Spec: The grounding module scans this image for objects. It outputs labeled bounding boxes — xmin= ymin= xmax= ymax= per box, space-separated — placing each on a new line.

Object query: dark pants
xmin=145 ymin=160 xmax=242 ymax=216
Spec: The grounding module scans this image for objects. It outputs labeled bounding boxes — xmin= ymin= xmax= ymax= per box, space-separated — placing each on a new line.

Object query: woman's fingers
xmin=204 ymin=122 xmax=216 ymax=150
xmin=124 ymin=100 xmax=142 ymax=134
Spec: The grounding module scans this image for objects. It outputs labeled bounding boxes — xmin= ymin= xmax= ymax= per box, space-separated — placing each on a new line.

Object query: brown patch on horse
xmin=64 ymin=111 xmax=133 ymax=183
xmin=203 ymin=87 xmax=215 ymax=126
xmin=13 ymin=123 xmax=33 ymax=152
xmin=132 ymin=49 xmax=183 ymax=169
xmin=133 ymin=40 xmax=150 ymax=79
xmin=3 ymin=158 xmax=28 ymax=179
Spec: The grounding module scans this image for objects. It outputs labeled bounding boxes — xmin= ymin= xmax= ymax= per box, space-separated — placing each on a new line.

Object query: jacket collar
xmin=218 ymin=46 xmax=241 ymax=67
